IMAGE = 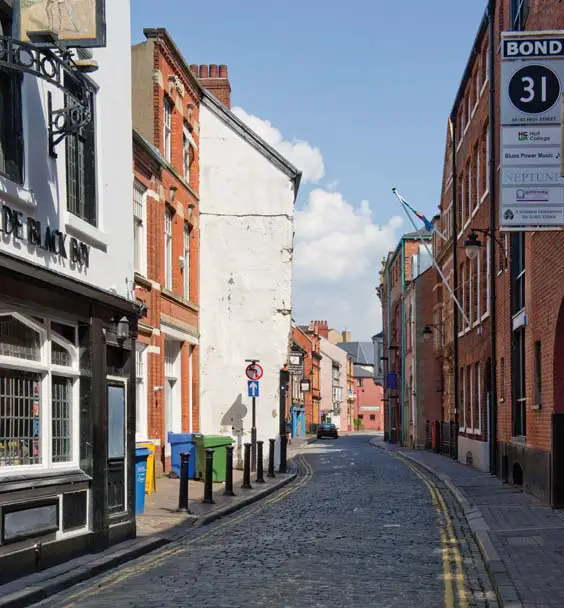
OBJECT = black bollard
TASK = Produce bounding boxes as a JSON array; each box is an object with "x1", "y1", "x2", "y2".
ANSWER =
[
  {"x1": 279, "y1": 432, "x2": 288, "y2": 474},
  {"x1": 256, "y1": 441, "x2": 265, "y2": 483},
  {"x1": 176, "y1": 452, "x2": 191, "y2": 513},
  {"x1": 242, "y1": 442, "x2": 252, "y2": 489},
  {"x1": 267, "y1": 438, "x2": 276, "y2": 478},
  {"x1": 224, "y1": 445, "x2": 236, "y2": 497},
  {"x1": 202, "y1": 448, "x2": 215, "y2": 504}
]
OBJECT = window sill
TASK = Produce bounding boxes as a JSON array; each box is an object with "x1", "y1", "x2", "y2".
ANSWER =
[
  {"x1": 0, "y1": 176, "x2": 37, "y2": 211},
  {"x1": 134, "y1": 272, "x2": 153, "y2": 289},
  {"x1": 161, "y1": 288, "x2": 200, "y2": 312},
  {"x1": 0, "y1": 468, "x2": 91, "y2": 493},
  {"x1": 65, "y1": 213, "x2": 108, "y2": 251}
]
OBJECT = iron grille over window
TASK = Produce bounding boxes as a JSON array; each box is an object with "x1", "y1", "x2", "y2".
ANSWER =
[
  {"x1": 0, "y1": 370, "x2": 41, "y2": 466},
  {"x1": 65, "y1": 77, "x2": 96, "y2": 226},
  {"x1": 52, "y1": 376, "x2": 72, "y2": 463}
]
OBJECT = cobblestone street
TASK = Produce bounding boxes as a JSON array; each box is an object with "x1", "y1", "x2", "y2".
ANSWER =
[{"x1": 34, "y1": 435, "x2": 497, "y2": 608}]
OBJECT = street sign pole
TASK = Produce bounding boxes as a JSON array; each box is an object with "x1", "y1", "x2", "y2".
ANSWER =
[
  {"x1": 245, "y1": 360, "x2": 263, "y2": 474},
  {"x1": 251, "y1": 396, "x2": 257, "y2": 473}
]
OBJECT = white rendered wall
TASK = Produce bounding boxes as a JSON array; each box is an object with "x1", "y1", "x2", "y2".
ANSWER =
[
  {"x1": 320, "y1": 337, "x2": 348, "y2": 429},
  {"x1": 199, "y1": 103, "x2": 295, "y2": 467},
  {"x1": 0, "y1": 1, "x2": 134, "y2": 301}
]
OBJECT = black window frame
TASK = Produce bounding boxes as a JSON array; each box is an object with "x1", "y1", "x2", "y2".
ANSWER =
[
  {"x1": 510, "y1": 0, "x2": 529, "y2": 31},
  {"x1": 511, "y1": 325, "x2": 526, "y2": 437},
  {"x1": 510, "y1": 232, "x2": 525, "y2": 316},
  {"x1": 65, "y1": 76, "x2": 97, "y2": 227},
  {"x1": 0, "y1": 8, "x2": 24, "y2": 184}
]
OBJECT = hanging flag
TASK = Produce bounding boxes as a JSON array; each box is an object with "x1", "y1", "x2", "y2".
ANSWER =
[{"x1": 392, "y1": 189, "x2": 447, "y2": 241}]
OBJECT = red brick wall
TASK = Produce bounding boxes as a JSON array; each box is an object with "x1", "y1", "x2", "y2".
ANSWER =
[
  {"x1": 190, "y1": 64, "x2": 232, "y2": 108},
  {"x1": 132, "y1": 30, "x2": 202, "y2": 471},
  {"x1": 356, "y1": 379, "x2": 384, "y2": 431},
  {"x1": 291, "y1": 326, "x2": 315, "y2": 430}
]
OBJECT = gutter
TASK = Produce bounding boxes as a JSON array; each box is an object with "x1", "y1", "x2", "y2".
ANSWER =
[
  {"x1": 401, "y1": 239, "x2": 406, "y2": 446},
  {"x1": 487, "y1": 0, "x2": 498, "y2": 476}
]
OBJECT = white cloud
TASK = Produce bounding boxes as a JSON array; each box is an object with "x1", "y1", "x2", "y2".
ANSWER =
[
  {"x1": 232, "y1": 106, "x2": 325, "y2": 183},
  {"x1": 294, "y1": 189, "x2": 403, "y2": 282}
]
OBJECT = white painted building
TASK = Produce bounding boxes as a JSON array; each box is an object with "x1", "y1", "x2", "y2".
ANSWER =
[
  {"x1": 199, "y1": 91, "x2": 301, "y2": 467},
  {"x1": 320, "y1": 337, "x2": 347, "y2": 429},
  {"x1": 0, "y1": 0, "x2": 139, "y2": 581}
]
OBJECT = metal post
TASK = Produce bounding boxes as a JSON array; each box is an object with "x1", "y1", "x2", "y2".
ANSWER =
[
  {"x1": 279, "y1": 369, "x2": 289, "y2": 473},
  {"x1": 202, "y1": 448, "x2": 215, "y2": 504},
  {"x1": 267, "y1": 438, "x2": 276, "y2": 478},
  {"x1": 176, "y1": 452, "x2": 191, "y2": 513},
  {"x1": 224, "y1": 445, "x2": 236, "y2": 497},
  {"x1": 256, "y1": 440, "x2": 265, "y2": 483},
  {"x1": 242, "y1": 442, "x2": 252, "y2": 489},
  {"x1": 251, "y1": 396, "x2": 257, "y2": 472}
]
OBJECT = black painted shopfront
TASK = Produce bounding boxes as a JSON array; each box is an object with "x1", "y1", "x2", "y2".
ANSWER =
[{"x1": 0, "y1": 252, "x2": 139, "y2": 584}]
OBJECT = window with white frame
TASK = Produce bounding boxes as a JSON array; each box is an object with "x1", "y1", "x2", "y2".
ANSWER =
[
  {"x1": 183, "y1": 222, "x2": 190, "y2": 299},
  {"x1": 485, "y1": 125, "x2": 490, "y2": 193},
  {"x1": 476, "y1": 247, "x2": 482, "y2": 321},
  {"x1": 476, "y1": 362, "x2": 482, "y2": 432},
  {"x1": 469, "y1": 365, "x2": 474, "y2": 431},
  {"x1": 135, "y1": 344, "x2": 147, "y2": 441},
  {"x1": 183, "y1": 123, "x2": 192, "y2": 183},
  {"x1": 461, "y1": 366, "x2": 466, "y2": 430},
  {"x1": 0, "y1": 313, "x2": 79, "y2": 472},
  {"x1": 511, "y1": 0, "x2": 529, "y2": 31},
  {"x1": 163, "y1": 96, "x2": 172, "y2": 162},
  {"x1": 164, "y1": 207, "x2": 173, "y2": 290},
  {"x1": 133, "y1": 181, "x2": 146, "y2": 275},
  {"x1": 476, "y1": 145, "x2": 481, "y2": 206},
  {"x1": 486, "y1": 236, "x2": 491, "y2": 314}
]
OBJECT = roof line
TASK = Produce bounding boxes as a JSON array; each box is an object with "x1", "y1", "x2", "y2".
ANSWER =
[
  {"x1": 143, "y1": 28, "x2": 202, "y2": 96},
  {"x1": 201, "y1": 90, "x2": 302, "y2": 198},
  {"x1": 449, "y1": 6, "x2": 489, "y2": 120}
]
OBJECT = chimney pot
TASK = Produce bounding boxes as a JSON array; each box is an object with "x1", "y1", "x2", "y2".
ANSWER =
[
  {"x1": 209, "y1": 64, "x2": 218, "y2": 77},
  {"x1": 219, "y1": 65, "x2": 228, "y2": 78},
  {"x1": 190, "y1": 64, "x2": 198, "y2": 75},
  {"x1": 199, "y1": 65, "x2": 209, "y2": 78}
]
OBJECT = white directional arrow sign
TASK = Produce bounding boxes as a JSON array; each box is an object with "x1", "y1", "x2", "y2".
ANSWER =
[{"x1": 247, "y1": 381, "x2": 260, "y2": 398}]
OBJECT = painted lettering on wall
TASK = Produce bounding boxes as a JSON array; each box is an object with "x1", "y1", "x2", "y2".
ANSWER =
[{"x1": 0, "y1": 204, "x2": 90, "y2": 268}]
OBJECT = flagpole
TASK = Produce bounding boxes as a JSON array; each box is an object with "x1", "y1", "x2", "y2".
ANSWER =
[{"x1": 392, "y1": 188, "x2": 470, "y2": 328}]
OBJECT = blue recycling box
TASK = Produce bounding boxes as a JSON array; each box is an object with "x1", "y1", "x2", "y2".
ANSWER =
[
  {"x1": 134, "y1": 447, "x2": 151, "y2": 515},
  {"x1": 168, "y1": 432, "x2": 201, "y2": 479}
]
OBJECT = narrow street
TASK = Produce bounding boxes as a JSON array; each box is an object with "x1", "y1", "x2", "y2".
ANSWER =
[{"x1": 35, "y1": 436, "x2": 497, "y2": 608}]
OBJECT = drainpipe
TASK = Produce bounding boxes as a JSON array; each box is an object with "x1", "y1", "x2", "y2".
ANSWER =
[
  {"x1": 386, "y1": 264, "x2": 392, "y2": 441},
  {"x1": 487, "y1": 0, "x2": 498, "y2": 476},
  {"x1": 452, "y1": 114, "x2": 459, "y2": 460},
  {"x1": 401, "y1": 239, "x2": 406, "y2": 446}
]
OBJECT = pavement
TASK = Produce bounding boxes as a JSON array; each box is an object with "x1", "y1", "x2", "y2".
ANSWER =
[
  {"x1": 0, "y1": 447, "x2": 304, "y2": 608},
  {"x1": 373, "y1": 437, "x2": 564, "y2": 608},
  {"x1": 28, "y1": 434, "x2": 497, "y2": 607}
]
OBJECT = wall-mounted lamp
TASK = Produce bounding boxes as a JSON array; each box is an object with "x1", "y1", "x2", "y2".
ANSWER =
[
  {"x1": 116, "y1": 316, "x2": 129, "y2": 341},
  {"x1": 169, "y1": 185, "x2": 178, "y2": 204}
]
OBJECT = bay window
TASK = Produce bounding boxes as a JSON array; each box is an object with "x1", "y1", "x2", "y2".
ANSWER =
[{"x1": 0, "y1": 312, "x2": 79, "y2": 472}]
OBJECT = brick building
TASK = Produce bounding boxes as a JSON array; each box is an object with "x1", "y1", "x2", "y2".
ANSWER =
[
  {"x1": 432, "y1": 10, "x2": 494, "y2": 471},
  {"x1": 380, "y1": 230, "x2": 432, "y2": 444},
  {"x1": 300, "y1": 322, "x2": 323, "y2": 432},
  {"x1": 288, "y1": 324, "x2": 314, "y2": 438},
  {"x1": 131, "y1": 29, "x2": 200, "y2": 473}
]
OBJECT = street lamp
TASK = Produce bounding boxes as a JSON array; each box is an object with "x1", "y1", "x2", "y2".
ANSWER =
[
  {"x1": 422, "y1": 323, "x2": 445, "y2": 345},
  {"x1": 463, "y1": 227, "x2": 507, "y2": 262},
  {"x1": 463, "y1": 230, "x2": 481, "y2": 260}
]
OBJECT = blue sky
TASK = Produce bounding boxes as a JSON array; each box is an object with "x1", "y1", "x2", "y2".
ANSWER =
[{"x1": 131, "y1": 0, "x2": 487, "y2": 340}]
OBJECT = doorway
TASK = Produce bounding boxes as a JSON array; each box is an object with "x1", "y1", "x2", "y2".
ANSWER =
[{"x1": 164, "y1": 339, "x2": 181, "y2": 459}]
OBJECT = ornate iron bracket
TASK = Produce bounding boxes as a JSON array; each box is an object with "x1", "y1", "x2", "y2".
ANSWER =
[{"x1": 0, "y1": 35, "x2": 93, "y2": 157}]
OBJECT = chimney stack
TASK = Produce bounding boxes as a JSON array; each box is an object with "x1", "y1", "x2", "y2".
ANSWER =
[
  {"x1": 191, "y1": 64, "x2": 232, "y2": 109},
  {"x1": 342, "y1": 330, "x2": 352, "y2": 342}
]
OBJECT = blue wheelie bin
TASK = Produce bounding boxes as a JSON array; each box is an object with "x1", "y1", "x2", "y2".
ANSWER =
[
  {"x1": 134, "y1": 447, "x2": 151, "y2": 515},
  {"x1": 168, "y1": 432, "x2": 201, "y2": 479}
]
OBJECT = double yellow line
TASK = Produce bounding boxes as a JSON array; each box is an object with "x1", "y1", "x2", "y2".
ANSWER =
[
  {"x1": 61, "y1": 455, "x2": 314, "y2": 607},
  {"x1": 395, "y1": 453, "x2": 468, "y2": 608}
]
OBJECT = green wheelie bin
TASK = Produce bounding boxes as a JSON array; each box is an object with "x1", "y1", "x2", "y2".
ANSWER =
[{"x1": 194, "y1": 435, "x2": 234, "y2": 482}]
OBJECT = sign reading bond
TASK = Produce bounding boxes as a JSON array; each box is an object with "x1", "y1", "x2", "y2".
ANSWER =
[
  {"x1": 500, "y1": 32, "x2": 564, "y2": 230},
  {"x1": 14, "y1": 0, "x2": 107, "y2": 48}
]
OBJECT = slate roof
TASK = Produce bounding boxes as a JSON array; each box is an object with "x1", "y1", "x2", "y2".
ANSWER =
[
  {"x1": 354, "y1": 365, "x2": 373, "y2": 378},
  {"x1": 336, "y1": 341, "x2": 374, "y2": 366}
]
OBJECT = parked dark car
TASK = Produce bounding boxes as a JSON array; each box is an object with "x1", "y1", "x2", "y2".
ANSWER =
[{"x1": 317, "y1": 423, "x2": 338, "y2": 439}]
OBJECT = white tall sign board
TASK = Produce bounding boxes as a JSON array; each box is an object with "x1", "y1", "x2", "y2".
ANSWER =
[{"x1": 500, "y1": 32, "x2": 564, "y2": 230}]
